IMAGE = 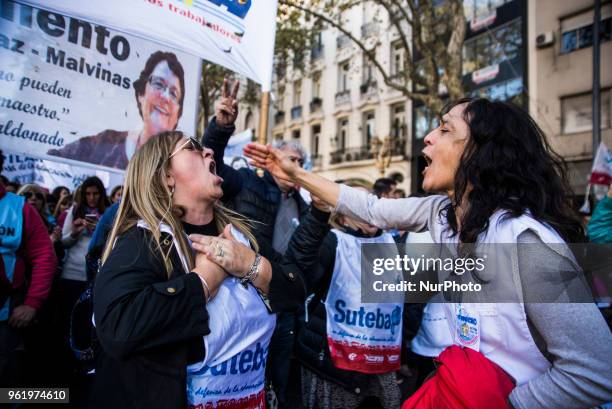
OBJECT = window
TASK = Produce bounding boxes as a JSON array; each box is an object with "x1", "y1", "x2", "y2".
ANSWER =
[
  {"x1": 561, "y1": 24, "x2": 606, "y2": 54},
  {"x1": 363, "y1": 53, "x2": 375, "y2": 84},
  {"x1": 561, "y1": 10, "x2": 612, "y2": 54},
  {"x1": 561, "y1": 90, "x2": 611, "y2": 134},
  {"x1": 391, "y1": 103, "x2": 406, "y2": 140},
  {"x1": 292, "y1": 129, "x2": 301, "y2": 139},
  {"x1": 470, "y1": 77, "x2": 524, "y2": 106},
  {"x1": 293, "y1": 80, "x2": 302, "y2": 106},
  {"x1": 464, "y1": 0, "x2": 512, "y2": 23},
  {"x1": 337, "y1": 117, "x2": 349, "y2": 149},
  {"x1": 362, "y1": 111, "x2": 375, "y2": 147},
  {"x1": 338, "y1": 60, "x2": 350, "y2": 92},
  {"x1": 390, "y1": 41, "x2": 405, "y2": 76},
  {"x1": 312, "y1": 124, "x2": 321, "y2": 156},
  {"x1": 312, "y1": 72, "x2": 321, "y2": 99},
  {"x1": 414, "y1": 105, "x2": 439, "y2": 140},
  {"x1": 462, "y1": 19, "x2": 521, "y2": 75}
]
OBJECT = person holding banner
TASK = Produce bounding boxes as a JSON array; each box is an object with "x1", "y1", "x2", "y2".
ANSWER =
[
  {"x1": 283, "y1": 182, "x2": 402, "y2": 409},
  {"x1": 92, "y1": 131, "x2": 292, "y2": 408},
  {"x1": 48, "y1": 51, "x2": 185, "y2": 170},
  {"x1": 245, "y1": 98, "x2": 612, "y2": 408}
]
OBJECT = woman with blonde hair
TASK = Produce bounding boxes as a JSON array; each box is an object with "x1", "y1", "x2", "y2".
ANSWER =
[{"x1": 92, "y1": 131, "x2": 282, "y2": 409}]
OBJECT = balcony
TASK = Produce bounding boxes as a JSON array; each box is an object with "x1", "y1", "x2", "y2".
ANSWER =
[
  {"x1": 390, "y1": 137, "x2": 407, "y2": 157},
  {"x1": 360, "y1": 81, "x2": 378, "y2": 99},
  {"x1": 334, "y1": 90, "x2": 351, "y2": 106},
  {"x1": 309, "y1": 97, "x2": 323, "y2": 113},
  {"x1": 329, "y1": 146, "x2": 374, "y2": 164},
  {"x1": 274, "y1": 110, "x2": 285, "y2": 125},
  {"x1": 361, "y1": 22, "x2": 379, "y2": 38},
  {"x1": 336, "y1": 34, "x2": 351, "y2": 50},
  {"x1": 290, "y1": 105, "x2": 303, "y2": 121},
  {"x1": 311, "y1": 45, "x2": 324, "y2": 61}
]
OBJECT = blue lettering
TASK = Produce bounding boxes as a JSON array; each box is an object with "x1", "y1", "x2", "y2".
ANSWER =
[
  {"x1": 365, "y1": 312, "x2": 375, "y2": 328},
  {"x1": 333, "y1": 299, "x2": 401, "y2": 334},
  {"x1": 206, "y1": 0, "x2": 252, "y2": 19},
  {"x1": 458, "y1": 315, "x2": 477, "y2": 325},
  {"x1": 196, "y1": 342, "x2": 269, "y2": 377},
  {"x1": 333, "y1": 299, "x2": 346, "y2": 323},
  {"x1": 210, "y1": 361, "x2": 227, "y2": 376},
  {"x1": 229, "y1": 354, "x2": 239, "y2": 375},
  {"x1": 239, "y1": 349, "x2": 252, "y2": 372}
]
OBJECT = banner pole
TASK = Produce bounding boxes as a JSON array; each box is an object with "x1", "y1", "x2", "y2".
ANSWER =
[{"x1": 257, "y1": 90, "x2": 270, "y2": 176}]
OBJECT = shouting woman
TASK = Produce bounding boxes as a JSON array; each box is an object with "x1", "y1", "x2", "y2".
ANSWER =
[{"x1": 245, "y1": 98, "x2": 612, "y2": 408}]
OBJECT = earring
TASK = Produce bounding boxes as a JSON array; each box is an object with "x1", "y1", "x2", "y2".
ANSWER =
[{"x1": 170, "y1": 185, "x2": 175, "y2": 197}]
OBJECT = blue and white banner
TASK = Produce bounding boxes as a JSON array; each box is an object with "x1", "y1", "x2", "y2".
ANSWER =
[
  {"x1": 1, "y1": 151, "x2": 124, "y2": 192},
  {"x1": 21, "y1": 0, "x2": 278, "y2": 91},
  {"x1": 0, "y1": 1, "x2": 200, "y2": 171}
]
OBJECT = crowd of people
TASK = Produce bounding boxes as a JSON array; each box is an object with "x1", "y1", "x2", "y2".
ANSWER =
[{"x1": 1, "y1": 80, "x2": 611, "y2": 409}]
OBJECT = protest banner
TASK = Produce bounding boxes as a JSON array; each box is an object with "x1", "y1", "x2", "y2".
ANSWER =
[
  {"x1": 0, "y1": 1, "x2": 200, "y2": 171},
  {"x1": 223, "y1": 128, "x2": 252, "y2": 169},
  {"x1": 20, "y1": 0, "x2": 278, "y2": 91},
  {"x1": 1, "y1": 151, "x2": 124, "y2": 192}
]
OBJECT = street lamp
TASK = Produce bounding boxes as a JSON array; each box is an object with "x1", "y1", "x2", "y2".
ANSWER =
[{"x1": 370, "y1": 136, "x2": 392, "y2": 176}]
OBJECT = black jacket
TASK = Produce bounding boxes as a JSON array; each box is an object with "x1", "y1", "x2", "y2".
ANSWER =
[
  {"x1": 203, "y1": 121, "x2": 309, "y2": 310},
  {"x1": 284, "y1": 207, "x2": 382, "y2": 392},
  {"x1": 92, "y1": 227, "x2": 209, "y2": 409}
]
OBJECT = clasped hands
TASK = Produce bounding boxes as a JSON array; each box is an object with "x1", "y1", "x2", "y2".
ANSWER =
[{"x1": 189, "y1": 224, "x2": 257, "y2": 293}]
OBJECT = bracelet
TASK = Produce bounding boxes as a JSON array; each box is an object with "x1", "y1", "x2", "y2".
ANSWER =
[
  {"x1": 196, "y1": 273, "x2": 212, "y2": 302},
  {"x1": 240, "y1": 254, "x2": 262, "y2": 288}
]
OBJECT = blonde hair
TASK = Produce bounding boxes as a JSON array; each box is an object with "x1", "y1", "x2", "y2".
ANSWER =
[
  {"x1": 53, "y1": 194, "x2": 73, "y2": 218},
  {"x1": 17, "y1": 183, "x2": 44, "y2": 196},
  {"x1": 101, "y1": 131, "x2": 258, "y2": 277}
]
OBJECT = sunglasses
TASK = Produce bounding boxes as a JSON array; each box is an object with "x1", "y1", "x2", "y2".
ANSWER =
[
  {"x1": 169, "y1": 137, "x2": 203, "y2": 159},
  {"x1": 23, "y1": 192, "x2": 45, "y2": 201}
]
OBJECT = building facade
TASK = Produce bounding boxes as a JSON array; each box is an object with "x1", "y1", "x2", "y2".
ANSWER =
[
  {"x1": 265, "y1": 2, "x2": 414, "y2": 190},
  {"x1": 527, "y1": 0, "x2": 612, "y2": 202},
  {"x1": 236, "y1": 0, "x2": 610, "y2": 198}
]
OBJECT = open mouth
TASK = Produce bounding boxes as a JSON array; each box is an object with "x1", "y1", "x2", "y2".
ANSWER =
[{"x1": 422, "y1": 152, "x2": 432, "y2": 174}]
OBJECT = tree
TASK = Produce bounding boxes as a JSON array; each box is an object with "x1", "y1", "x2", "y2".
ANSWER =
[
  {"x1": 197, "y1": 7, "x2": 311, "y2": 135},
  {"x1": 277, "y1": 0, "x2": 467, "y2": 116}
]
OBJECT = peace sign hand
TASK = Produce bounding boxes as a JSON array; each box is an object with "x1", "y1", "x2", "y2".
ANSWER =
[{"x1": 215, "y1": 78, "x2": 239, "y2": 127}]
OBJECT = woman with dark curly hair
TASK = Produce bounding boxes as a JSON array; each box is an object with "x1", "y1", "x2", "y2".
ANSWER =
[
  {"x1": 245, "y1": 98, "x2": 612, "y2": 409},
  {"x1": 48, "y1": 51, "x2": 185, "y2": 169}
]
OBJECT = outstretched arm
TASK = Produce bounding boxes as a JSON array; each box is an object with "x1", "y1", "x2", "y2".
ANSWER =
[{"x1": 244, "y1": 142, "x2": 444, "y2": 231}]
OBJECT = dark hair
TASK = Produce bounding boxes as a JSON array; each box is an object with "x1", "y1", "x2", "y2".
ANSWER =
[
  {"x1": 110, "y1": 184, "x2": 123, "y2": 196},
  {"x1": 133, "y1": 51, "x2": 185, "y2": 123},
  {"x1": 52, "y1": 186, "x2": 69, "y2": 199},
  {"x1": 73, "y1": 176, "x2": 108, "y2": 219},
  {"x1": 373, "y1": 177, "x2": 396, "y2": 198},
  {"x1": 442, "y1": 98, "x2": 584, "y2": 244}
]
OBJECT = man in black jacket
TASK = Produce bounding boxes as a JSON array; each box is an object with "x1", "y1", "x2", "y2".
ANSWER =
[{"x1": 204, "y1": 130, "x2": 309, "y2": 407}]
